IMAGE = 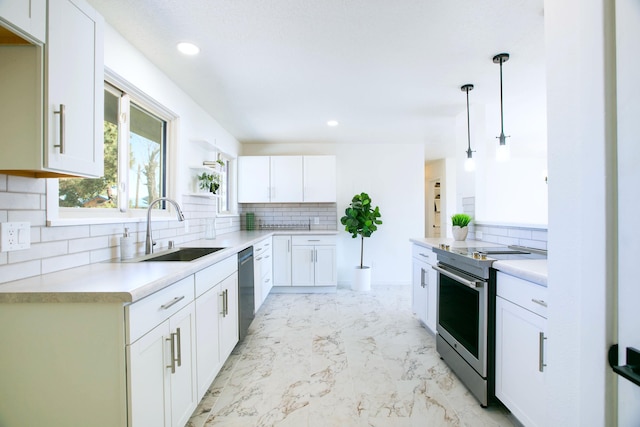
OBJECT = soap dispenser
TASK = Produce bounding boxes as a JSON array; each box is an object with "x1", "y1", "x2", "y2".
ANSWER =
[{"x1": 120, "y1": 227, "x2": 135, "y2": 260}]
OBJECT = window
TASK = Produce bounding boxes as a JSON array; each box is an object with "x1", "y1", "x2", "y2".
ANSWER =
[{"x1": 58, "y1": 80, "x2": 174, "y2": 217}]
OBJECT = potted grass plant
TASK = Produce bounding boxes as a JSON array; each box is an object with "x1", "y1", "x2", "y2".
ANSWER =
[
  {"x1": 451, "y1": 213, "x2": 472, "y2": 241},
  {"x1": 340, "y1": 192, "x2": 382, "y2": 291}
]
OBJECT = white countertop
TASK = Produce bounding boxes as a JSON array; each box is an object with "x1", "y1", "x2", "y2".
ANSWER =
[
  {"x1": 493, "y1": 259, "x2": 548, "y2": 286},
  {"x1": 410, "y1": 237, "x2": 548, "y2": 285},
  {"x1": 0, "y1": 230, "x2": 338, "y2": 304}
]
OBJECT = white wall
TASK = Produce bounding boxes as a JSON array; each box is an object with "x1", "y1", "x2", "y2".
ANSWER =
[
  {"x1": 242, "y1": 142, "x2": 425, "y2": 286},
  {"x1": 545, "y1": 0, "x2": 613, "y2": 425},
  {"x1": 102, "y1": 25, "x2": 241, "y2": 196}
]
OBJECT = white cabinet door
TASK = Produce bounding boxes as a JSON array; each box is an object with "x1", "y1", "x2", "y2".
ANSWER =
[
  {"x1": 195, "y1": 285, "x2": 222, "y2": 401},
  {"x1": 495, "y1": 296, "x2": 547, "y2": 427},
  {"x1": 46, "y1": 0, "x2": 103, "y2": 177},
  {"x1": 168, "y1": 303, "x2": 198, "y2": 427},
  {"x1": 272, "y1": 236, "x2": 292, "y2": 286},
  {"x1": 303, "y1": 155, "x2": 336, "y2": 202},
  {"x1": 219, "y1": 272, "x2": 239, "y2": 362},
  {"x1": 426, "y1": 267, "x2": 438, "y2": 333},
  {"x1": 315, "y1": 245, "x2": 337, "y2": 286},
  {"x1": 128, "y1": 320, "x2": 171, "y2": 427},
  {"x1": 238, "y1": 156, "x2": 270, "y2": 202},
  {"x1": 270, "y1": 156, "x2": 303, "y2": 202},
  {"x1": 411, "y1": 258, "x2": 428, "y2": 326},
  {"x1": 292, "y1": 245, "x2": 315, "y2": 286},
  {"x1": 0, "y1": 0, "x2": 46, "y2": 42}
]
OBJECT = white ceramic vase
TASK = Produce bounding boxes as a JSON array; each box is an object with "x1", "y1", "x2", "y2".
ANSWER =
[
  {"x1": 352, "y1": 266, "x2": 371, "y2": 291},
  {"x1": 452, "y1": 225, "x2": 469, "y2": 241}
]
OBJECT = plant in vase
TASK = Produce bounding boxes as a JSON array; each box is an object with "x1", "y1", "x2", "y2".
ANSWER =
[
  {"x1": 451, "y1": 213, "x2": 472, "y2": 241},
  {"x1": 340, "y1": 192, "x2": 382, "y2": 291},
  {"x1": 197, "y1": 172, "x2": 221, "y2": 194}
]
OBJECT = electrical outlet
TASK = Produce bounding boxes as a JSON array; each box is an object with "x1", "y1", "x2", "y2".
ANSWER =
[
  {"x1": 314, "y1": 217, "x2": 320, "y2": 225},
  {"x1": 183, "y1": 219, "x2": 190, "y2": 233},
  {"x1": 476, "y1": 231, "x2": 483, "y2": 240},
  {"x1": 0, "y1": 222, "x2": 31, "y2": 252}
]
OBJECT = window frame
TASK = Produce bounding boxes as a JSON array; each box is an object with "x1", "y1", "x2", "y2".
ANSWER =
[{"x1": 46, "y1": 69, "x2": 179, "y2": 225}]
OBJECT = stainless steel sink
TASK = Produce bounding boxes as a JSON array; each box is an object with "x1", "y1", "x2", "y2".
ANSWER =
[{"x1": 142, "y1": 247, "x2": 225, "y2": 262}]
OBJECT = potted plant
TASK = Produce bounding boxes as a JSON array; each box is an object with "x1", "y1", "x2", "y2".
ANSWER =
[
  {"x1": 340, "y1": 192, "x2": 382, "y2": 291},
  {"x1": 197, "y1": 172, "x2": 221, "y2": 194},
  {"x1": 451, "y1": 213, "x2": 472, "y2": 241}
]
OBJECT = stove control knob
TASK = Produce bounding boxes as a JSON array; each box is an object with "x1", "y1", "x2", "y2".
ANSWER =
[
  {"x1": 472, "y1": 251, "x2": 480, "y2": 259},
  {"x1": 481, "y1": 254, "x2": 488, "y2": 260}
]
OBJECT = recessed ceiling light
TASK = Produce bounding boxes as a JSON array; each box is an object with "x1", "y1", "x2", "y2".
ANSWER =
[
  {"x1": 177, "y1": 42, "x2": 200, "y2": 55},
  {"x1": 327, "y1": 120, "x2": 339, "y2": 127}
]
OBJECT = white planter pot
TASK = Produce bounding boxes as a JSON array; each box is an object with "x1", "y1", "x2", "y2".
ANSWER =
[
  {"x1": 452, "y1": 225, "x2": 469, "y2": 241},
  {"x1": 352, "y1": 266, "x2": 371, "y2": 291}
]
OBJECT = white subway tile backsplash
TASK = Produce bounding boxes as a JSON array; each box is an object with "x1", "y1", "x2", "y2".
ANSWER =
[
  {"x1": 42, "y1": 252, "x2": 91, "y2": 275},
  {"x1": 239, "y1": 202, "x2": 337, "y2": 230},
  {"x1": 7, "y1": 209, "x2": 46, "y2": 226},
  {"x1": 7, "y1": 175, "x2": 46, "y2": 193},
  {"x1": 7, "y1": 241, "x2": 69, "y2": 263},
  {"x1": 0, "y1": 260, "x2": 42, "y2": 283},
  {"x1": 0, "y1": 193, "x2": 41, "y2": 210},
  {"x1": 0, "y1": 179, "x2": 240, "y2": 285},
  {"x1": 68, "y1": 236, "x2": 110, "y2": 254}
]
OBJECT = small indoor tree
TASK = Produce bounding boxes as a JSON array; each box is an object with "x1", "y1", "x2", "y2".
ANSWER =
[{"x1": 340, "y1": 192, "x2": 383, "y2": 269}]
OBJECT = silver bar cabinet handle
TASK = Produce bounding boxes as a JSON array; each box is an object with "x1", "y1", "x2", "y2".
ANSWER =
[
  {"x1": 160, "y1": 295, "x2": 185, "y2": 310},
  {"x1": 532, "y1": 298, "x2": 548, "y2": 307},
  {"x1": 166, "y1": 333, "x2": 176, "y2": 374},
  {"x1": 54, "y1": 104, "x2": 65, "y2": 154},
  {"x1": 175, "y1": 327, "x2": 182, "y2": 367},
  {"x1": 539, "y1": 332, "x2": 547, "y2": 372}
]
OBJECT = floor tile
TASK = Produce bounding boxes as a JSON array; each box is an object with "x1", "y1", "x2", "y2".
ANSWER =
[{"x1": 190, "y1": 285, "x2": 515, "y2": 427}]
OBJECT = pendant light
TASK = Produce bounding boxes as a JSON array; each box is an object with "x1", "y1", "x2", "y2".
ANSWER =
[
  {"x1": 461, "y1": 84, "x2": 475, "y2": 172},
  {"x1": 493, "y1": 53, "x2": 510, "y2": 161}
]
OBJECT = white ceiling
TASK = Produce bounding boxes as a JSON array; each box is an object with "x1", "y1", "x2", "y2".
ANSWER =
[{"x1": 86, "y1": 0, "x2": 546, "y2": 159}]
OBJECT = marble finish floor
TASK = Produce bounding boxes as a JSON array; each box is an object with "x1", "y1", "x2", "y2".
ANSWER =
[{"x1": 187, "y1": 286, "x2": 516, "y2": 427}]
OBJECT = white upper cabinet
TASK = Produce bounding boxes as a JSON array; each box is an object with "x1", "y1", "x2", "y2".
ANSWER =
[
  {"x1": 270, "y1": 156, "x2": 303, "y2": 202},
  {"x1": 0, "y1": 0, "x2": 46, "y2": 43},
  {"x1": 238, "y1": 156, "x2": 270, "y2": 202},
  {"x1": 0, "y1": 0, "x2": 104, "y2": 178},
  {"x1": 45, "y1": 0, "x2": 104, "y2": 177},
  {"x1": 303, "y1": 155, "x2": 336, "y2": 202},
  {"x1": 238, "y1": 155, "x2": 336, "y2": 203}
]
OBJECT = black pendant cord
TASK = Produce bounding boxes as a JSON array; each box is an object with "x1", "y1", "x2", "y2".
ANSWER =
[
  {"x1": 461, "y1": 84, "x2": 474, "y2": 158},
  {"x1": 493, "y1": 53, "x2": 510, "y2": 145}
]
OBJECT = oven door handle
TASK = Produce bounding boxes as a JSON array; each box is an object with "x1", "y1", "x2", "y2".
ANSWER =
[{"x1": 432, "y1": 264, "x2": 482, "y2": 288}]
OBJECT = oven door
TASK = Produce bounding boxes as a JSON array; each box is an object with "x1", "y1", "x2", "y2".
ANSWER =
[{"x1": 434, "y1": 263, "x2": 488, "y2": 377}]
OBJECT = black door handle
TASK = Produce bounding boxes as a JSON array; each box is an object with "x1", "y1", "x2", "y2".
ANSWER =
[{"x1": 608, "y1": 344, "x2": 640, "y2": 387}]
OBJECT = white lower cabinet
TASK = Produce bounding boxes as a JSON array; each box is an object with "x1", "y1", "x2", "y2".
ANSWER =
[
  {"x1": 272, "y1": 235, "x2": 292, "y2": 286},
  {"x1": 126, "y1": 276, "x2": 197, "y2": 427},
  {"x1": 411, "y1": 244, "x2": 437, "y2": 333},
  {"x1": 495, "y1": 271, "x2": 548, "y2": 427},
  {"x1": 274, "y1": 235, "x2": 337, "y2": 288},
  {"x1": 253, "y1": 237, "x2": 273, "y2": 310},
  {"x1": 194, "y1": 255, "x2": 238, "y2": 401}
]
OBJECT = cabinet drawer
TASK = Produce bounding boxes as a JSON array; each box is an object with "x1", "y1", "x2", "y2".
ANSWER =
[
  {"x1": 291, "y1": 235, "x2": 336, "y2": 245},
  {"x1": 126, "y1": 276, "x2": 195, "y2": 344},
  {"x1": 412, "y1": 244, "x2": 436, "y2": 265},
  {"x1": 195, "y1": 255, "x2": 237, "y2": 297},
  {"x1": 496, "y1": 271, "x2": 548, "y2": 318},
  {"x1": 253, "y1": 237, "x2": 271, "y2": 253}
]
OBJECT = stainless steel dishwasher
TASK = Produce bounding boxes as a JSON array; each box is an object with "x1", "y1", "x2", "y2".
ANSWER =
[{"x1": 237, "y1": 246, "x2": 254, "y2": 341}]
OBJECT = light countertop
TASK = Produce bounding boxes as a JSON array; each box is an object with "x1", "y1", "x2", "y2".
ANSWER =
[
  {"x1": 0, "y1": 230, "x2": 338, "y2": 304},
  {"x1": 410, "y1": 237, "x2": 548, "y2": 285}
]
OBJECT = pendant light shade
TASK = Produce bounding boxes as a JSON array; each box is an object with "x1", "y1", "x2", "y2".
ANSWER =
[
  {"x1": 461, "y1": 84, "x2": 475, "y2": 172},
  {"x1": 493, "y1": 53, "x2": 510, "y2": 161}
]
